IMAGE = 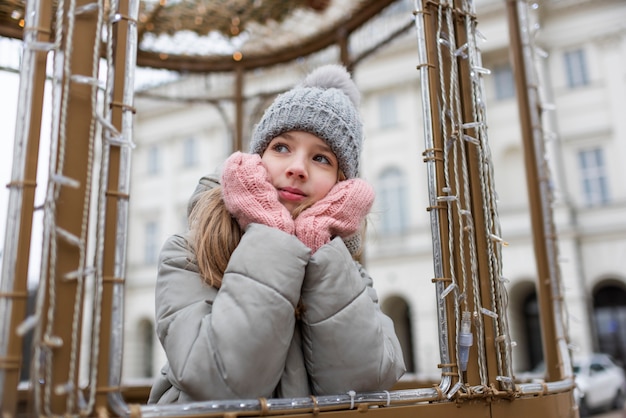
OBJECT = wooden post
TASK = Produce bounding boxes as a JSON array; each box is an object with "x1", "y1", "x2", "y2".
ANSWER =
[
  {"x1": 0, "y1": 0, "x2": 53, "y2": 414},
  {"x1": 35, "y1": 0, "x2": 99, "y2": 413},
  {"x1": 506, "y1": 0, "x2": 566, "y2": 382}
]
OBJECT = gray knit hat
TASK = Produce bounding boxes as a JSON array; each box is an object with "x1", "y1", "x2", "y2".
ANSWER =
[{"x1": 249, "y1": 64, "x2": 363, "y2": 179}]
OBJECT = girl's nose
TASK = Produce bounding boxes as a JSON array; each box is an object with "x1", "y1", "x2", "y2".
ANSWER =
[{"x1": 286, "y1": 157, "x2": 308, "y2": 180}]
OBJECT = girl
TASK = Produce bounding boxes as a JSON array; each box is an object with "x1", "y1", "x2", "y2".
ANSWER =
[{"x1": 148, "y1": 65, "x2": 406, "y2": 404}]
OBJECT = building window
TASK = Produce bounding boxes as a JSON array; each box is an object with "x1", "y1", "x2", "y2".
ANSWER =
[
  {"x1": 381, "y1": 296, "x2": 416, "y2": 373},
  {"x1": 183, "y1": 137, "x2": 197, "y2": 167},
  {"x1": 139, "y1": 319, "x2": 154, "y2": 378},
  {"x1": 593, "y1": 284, "x2": 626, "y2": 368},
  {"x1": 578, "y1": 148, "x2": 610, "y2": 206},
  {"x1": 564, "y1": 49, "x2": 589, "y2": 88},
  {"x1": 378, "y1": 167, "x2": 408, "y2": 235},
  {"x1": 493, "y1": 64, "x2": 515, "y2": 100},
  {"x1": 378, "y1": 93, "x2": 398, "y2": 129},
  {"x1": 147, "y1": 145, "x2": 160, "y2": 175},
  {"x1": 523, "y1": 292, "x2": 543, "y2": 370},
  {"x1": 144, "y1": 221, "x2": 159, "y2": 264}
]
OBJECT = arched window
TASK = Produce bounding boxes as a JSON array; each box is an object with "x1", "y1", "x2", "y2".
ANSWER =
[
  {"x1": 377, "y1": 167, "x2": 408, "y2": 235},
  {"x1": 139, "y1": 319, "x2": 155, "y2": 378},
  {"x1": 381, "y1": 296, "x2": 415, "y2": 373},
  {"x1": 523, "y1": 292, "x2": 543, "y2": 370},
  {"x1": 593, "y1": 282, "x2": 626, "y2": 367}
]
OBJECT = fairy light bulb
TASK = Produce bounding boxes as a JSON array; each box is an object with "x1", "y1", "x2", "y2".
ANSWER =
[{"x1": 459, "y1": 311, "x2": 473, "y2": 372}]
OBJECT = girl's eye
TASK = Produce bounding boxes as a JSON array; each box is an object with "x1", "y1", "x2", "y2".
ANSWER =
[
  {"x1": 314, "y1": 154, "x2": 332, "y2": 165},
  {"x1": 272, "y1": 143, "x2": 289, "y2": 153}
]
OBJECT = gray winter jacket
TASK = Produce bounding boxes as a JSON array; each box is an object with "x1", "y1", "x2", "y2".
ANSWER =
[{"x1": 148, "y1": 175, "x2": 405, "y2": 404}]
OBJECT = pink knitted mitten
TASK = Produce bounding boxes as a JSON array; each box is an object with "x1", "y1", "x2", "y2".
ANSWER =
[
  {"x1": 221, "y1": 152, "x2": 295, "y2": 234},
  {"x1": 295, "y1": 179, "x2": 374, "y2": 253}
]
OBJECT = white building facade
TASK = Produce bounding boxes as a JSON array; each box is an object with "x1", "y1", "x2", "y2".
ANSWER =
[{"x1": 123, "y1": 0, "x2": 626, "y2": 384}]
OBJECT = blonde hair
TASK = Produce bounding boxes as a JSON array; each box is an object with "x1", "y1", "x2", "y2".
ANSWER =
[
  {"x1": 189, "y1": 187, "x2": 242, "y2": 289},
  {"x1": 188, "y1": 170, "x2": 364, "y2": 289}
]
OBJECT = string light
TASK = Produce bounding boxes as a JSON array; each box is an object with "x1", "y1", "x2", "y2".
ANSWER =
[{"x1": 459, "y1": 311, "x2": 473, "y2": 371}]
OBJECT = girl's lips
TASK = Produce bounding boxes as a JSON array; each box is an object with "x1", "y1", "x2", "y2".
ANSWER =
[{"x1": 278, "y1": 187, "x2": 306, "y2": 202}]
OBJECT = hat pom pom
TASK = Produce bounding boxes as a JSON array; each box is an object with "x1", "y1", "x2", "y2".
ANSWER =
[{"x1": 302, "y1": 64, "x2": 360, "y2": 107}]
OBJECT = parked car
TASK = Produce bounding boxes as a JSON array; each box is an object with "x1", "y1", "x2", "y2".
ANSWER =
[{"x1": 574, "y1": 353, "x2": 626, "y2": 417}]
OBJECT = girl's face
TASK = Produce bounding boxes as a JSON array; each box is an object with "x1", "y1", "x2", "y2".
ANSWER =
[{"x1": 261, "y1": 131, "x2": 339, "y2": 215}]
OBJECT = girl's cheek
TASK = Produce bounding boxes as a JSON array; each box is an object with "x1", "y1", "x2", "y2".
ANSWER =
[{"x1": 263, "y1": 164, "x2": 275, "y2": 182}]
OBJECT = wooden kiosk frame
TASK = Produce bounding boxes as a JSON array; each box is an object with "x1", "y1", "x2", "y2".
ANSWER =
[{"x1": 0, "y1": 0, "x2": 578, "y2": 416}]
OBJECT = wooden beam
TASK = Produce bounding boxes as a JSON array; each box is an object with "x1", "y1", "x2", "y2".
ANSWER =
[{"x1": 135, "y1": 0, "x2": 399, "y2": 73}]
